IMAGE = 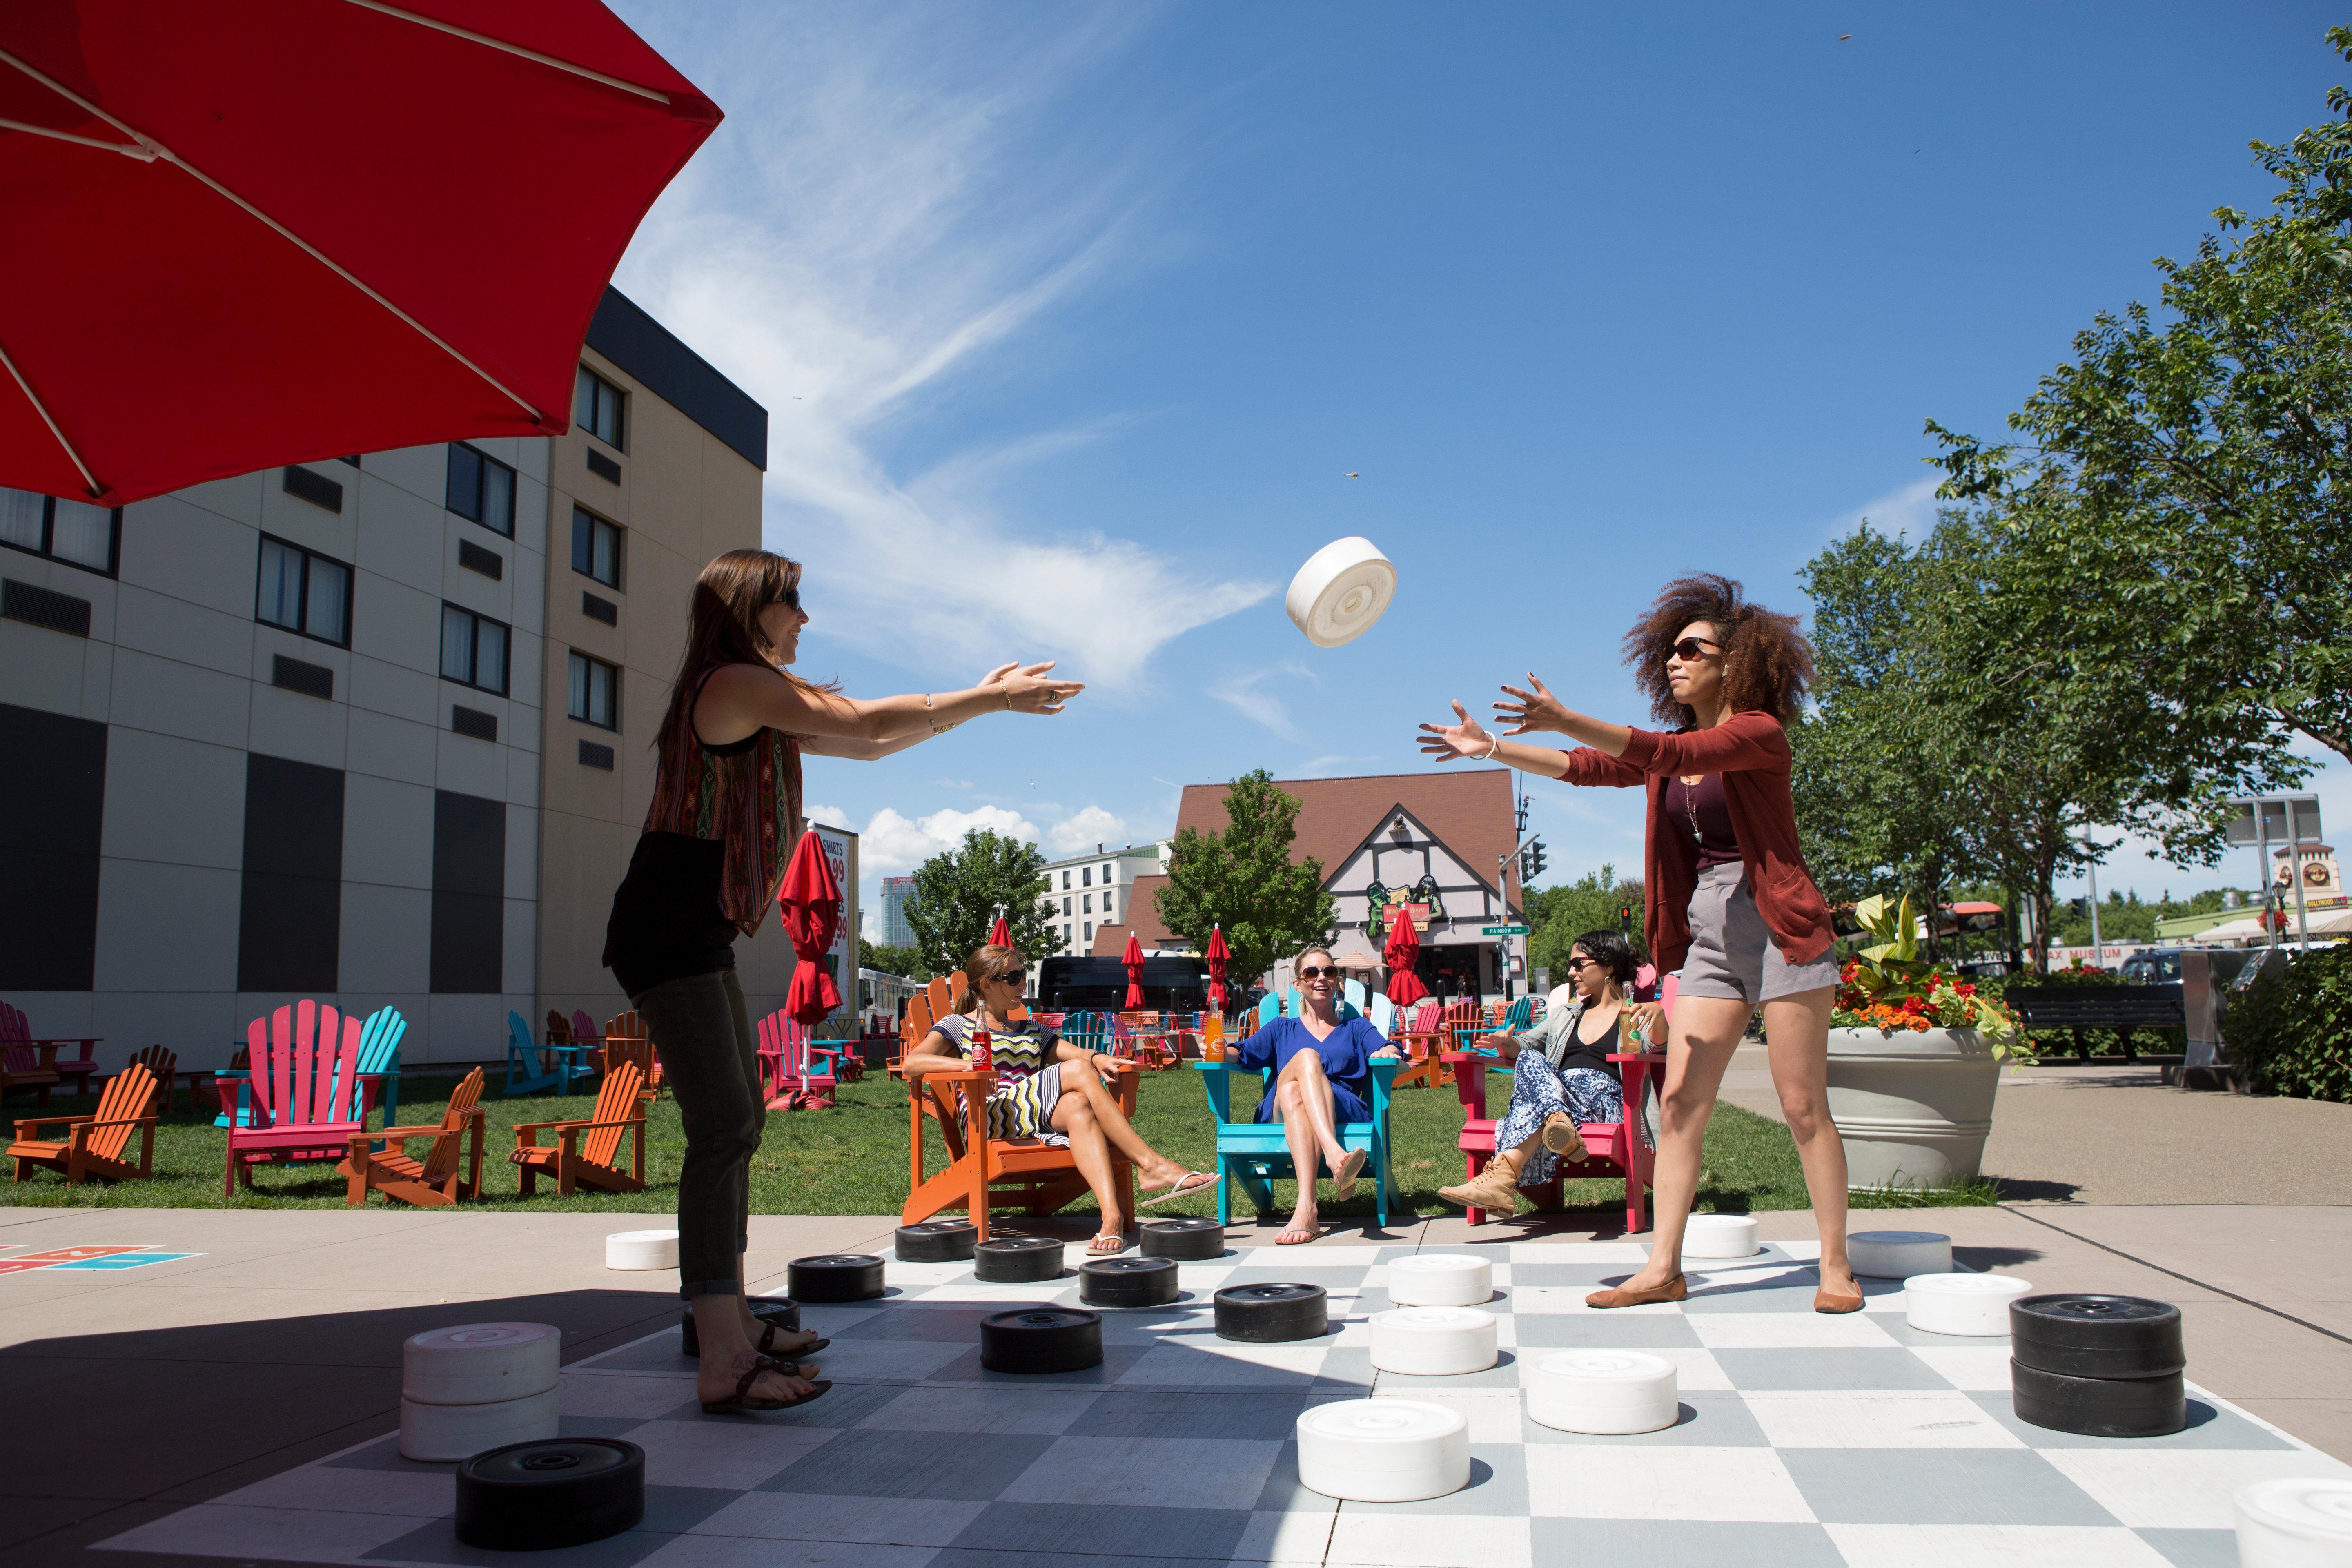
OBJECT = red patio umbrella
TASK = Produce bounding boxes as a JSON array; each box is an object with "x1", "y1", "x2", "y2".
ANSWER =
[
  {"x1": 989, "y1": 914, "x2": 1013, "y2": 947},
  {"x1": 1205, "y1": 926, "x2": 1230, "y2": 1014},
  {"x1": 776, "y1": 832, "x2": 842, "y2": 1028},
  {"x1": 1383, "y1": 907, "x2": 1429, "y2": 1007},
  {"x1": 1121, "y1": 932, "x2": 1146, "y2": 1009},
  {"x1": 0, "y1": 0, "x2": 720, "y2": 506}
]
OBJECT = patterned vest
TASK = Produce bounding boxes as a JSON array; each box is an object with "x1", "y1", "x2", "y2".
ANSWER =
[{"x1": 644, "y1": 713, "x2": 803, "y2": 939}]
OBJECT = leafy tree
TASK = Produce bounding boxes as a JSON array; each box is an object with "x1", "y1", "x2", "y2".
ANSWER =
[
  {"x1": 1930, "y1": 28, "x2": 2352, "y2": 770},
  {"x1": 1526, "y1": 864, "x2": 1647, "y2": 984},
  {"x1": 903, "y1": 830, "x2": 1063, "y2": 975},
  {"x1": 857, "y1": 938, "x2": 929, "y2": 980},
  {"x1": 1154, "y1": 769, "x2": 1336, "y2": 989}
]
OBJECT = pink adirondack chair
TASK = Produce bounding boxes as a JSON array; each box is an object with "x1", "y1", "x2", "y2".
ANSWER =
[
  {"x1": 570, "y1": 1010, "x2": 600, "y2": 1046},
  {"x1": 755, "y1": 1009, "x2": 838, "y2": 1110},
  {"x1": 1445, "y1": 977, "x2": 1675, "y2": 1234},
  {"x1": 222, "y1": 1001, "x2": 365, "y2": 1196},
  {"x1": 0, "y1": 1001, "x2": 100, "y2": 1102}
]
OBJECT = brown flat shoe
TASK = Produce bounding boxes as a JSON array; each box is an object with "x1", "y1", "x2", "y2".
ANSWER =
[
  {"x1": 1813, "y1": 1287, "x2": 1866, "y2": 1314},
  {"x1": 1585, "y1": 1273, "x2": 1687, "y2": 1308}
]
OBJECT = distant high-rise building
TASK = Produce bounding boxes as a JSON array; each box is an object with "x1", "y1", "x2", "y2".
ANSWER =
[{"x1": 882, "y1": 875, "x2": 918, "y2": 947}]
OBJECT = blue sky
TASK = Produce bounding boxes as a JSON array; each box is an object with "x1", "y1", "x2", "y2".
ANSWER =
[{"x1": 609, "y1": 1, "x2": 2348, "y2": 931}]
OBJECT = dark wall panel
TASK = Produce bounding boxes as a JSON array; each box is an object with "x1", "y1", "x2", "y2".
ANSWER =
[
  {"x1": 0, "y1": 702, "x2": 106, "y2": 990},
  {"x1": 431, "y1": 790, "x2": 504, "y2": 994},
  {"x1": 237, "y1": 754, "x2": 345, "y2": 993}
]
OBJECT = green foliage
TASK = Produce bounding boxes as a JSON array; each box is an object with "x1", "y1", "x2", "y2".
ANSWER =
[
  {"x1": 857, "y1": 939, "x2": 929, "y2": 981},
  {"x1": 1838, "y1": 893, "x2": 2023, "y2": 1051},
  {"x1": 1526, "y1": 864, "x2": 1647, "y2": 985},
  {"x1": 1929, "y1": 27, "x2": 2352, "y2": 771},
  {"x1": 903, "y1": 830, "x2": 1062, "y2": 975},
  {"x1": 2047, "y1": 888, "x2": 2255, "y2": 947},
  {"x1": 2223, "y1": 947, "x2": 2352, "y2": 1102},
  {"x1": 1154, "y1": 769, "x2": 1337, "y2": 989}
]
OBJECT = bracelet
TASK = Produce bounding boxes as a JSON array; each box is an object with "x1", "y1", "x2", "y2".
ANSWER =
[
  {"x1": 1001, "y1": 683, "x2": 1013, "y2": 711},
  {"x1": 1482, "y1": 734, "x2": 1501, "y2": 760}
]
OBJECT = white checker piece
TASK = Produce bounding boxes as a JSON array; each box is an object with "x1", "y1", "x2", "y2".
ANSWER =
[{"x1": 91, "y1": 1237, "x2": 2352, "y2": 1567}]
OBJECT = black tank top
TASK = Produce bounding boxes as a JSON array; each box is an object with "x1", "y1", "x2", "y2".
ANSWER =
[{"x1": 601, "y1": 729, "x2": 761, "y2": 999}]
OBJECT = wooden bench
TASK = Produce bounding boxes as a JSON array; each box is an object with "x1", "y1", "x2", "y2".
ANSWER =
[{"x1": 2004, "y1": 983, "x2": 2184, "y2": 1063}]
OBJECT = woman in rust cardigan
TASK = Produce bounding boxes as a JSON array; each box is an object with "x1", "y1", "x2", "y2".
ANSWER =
[{"x1": 1417, "y1": 573, "x2": 1861, "y2": 1313}]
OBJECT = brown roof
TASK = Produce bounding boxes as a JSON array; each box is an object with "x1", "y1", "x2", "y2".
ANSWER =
[{"x1": 1174, "y1": 769, "x2": 1520, "y2": 910}]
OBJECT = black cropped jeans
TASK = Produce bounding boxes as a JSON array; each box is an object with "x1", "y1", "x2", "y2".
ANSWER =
[{"x1": 631, "y1": 968, "x2": 762, "y2": 1298}]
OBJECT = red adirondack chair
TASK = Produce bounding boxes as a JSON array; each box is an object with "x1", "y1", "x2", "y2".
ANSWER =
[
  {"x1": 10, "y1": 1062, "x2": 159, "y2": 1185},
  {"x1": 756, "y1": 1009, "x2": 841, "y2": 1110},
  {"x1": 221, "y1": 1001, "x2": 364, "y2": 1196},
  {"x1": 0, "y1": 1001, "x2": 100, "y2": 1103},
  {"x1": 118, "y1": 1045, "x2": 184, "y2": 1114}
]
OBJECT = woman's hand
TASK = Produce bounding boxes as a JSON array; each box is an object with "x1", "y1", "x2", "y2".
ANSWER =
[
  {"x1": 1477, "y1": 1030, "x2": 1517, "y2": 1059},
  {"x1": 1623, "y1": 1002, "x2": 1666, "y2": 1046},
  {"x1": 1494, "y1": 673, "x2": 1574, "y2": 736},
  {"x1": 1417, "y1": 700, "x2": 1495, "y2": 762},
  {"x1": 996, "y1": 661, "x2": 1085, "y2": 716}
]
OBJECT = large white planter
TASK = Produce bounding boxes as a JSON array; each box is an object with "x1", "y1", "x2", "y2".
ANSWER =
[{"x1": 1824, "y1": 1026, "x2": 1999, "y2": 1188}]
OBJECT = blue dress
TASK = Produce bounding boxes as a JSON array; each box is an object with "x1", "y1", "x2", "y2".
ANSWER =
[{"x1": 1233, "y1": 1016, "x2": 1381, "y2": 1125}]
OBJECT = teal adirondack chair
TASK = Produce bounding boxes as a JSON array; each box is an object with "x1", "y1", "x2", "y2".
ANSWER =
[
  {"x1": 504, "y1": 1011, "x2": 594, "y2": 1096},
  {"x1": 1370, "y1": 993, "x2": 1396, "y2": 1038},
  {"x1": 1344, "y1": 978, "x2": 1368, "y2": 1012},
  {"x1": 1499, "y1": 996, "x2": 1534, "y2": 1034},
  {"x1": 214, "y1": 1004, "x2": 403, "y2": 1132},
  {"x1": 1196, "y1": 1054, "x2": 1398, "y2": 1227},
  {"x1": 1257, "y1": 992, "x2": 1283, "y2": 1027}
]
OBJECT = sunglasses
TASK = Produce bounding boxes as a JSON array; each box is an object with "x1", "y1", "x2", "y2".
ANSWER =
[
  {"x1": 1669, "y1": 637, "x2": 1720, "y2": 661},
  {"x1": 1566, "y1": 956, "x2": 1596, "y2": 972},
  {"x1": 775, "y1": 587, "x2": 802, "y2": 612},
  {"x1": 988, "y1": 970, "x2": 1027, "y2": 988},
  {"x1": 1297, "y1": 965, "x2": 1341, "y2": 980}
]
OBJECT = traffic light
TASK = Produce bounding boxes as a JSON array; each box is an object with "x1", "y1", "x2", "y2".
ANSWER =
[
  {"x1": 1619, "y1": 903, "x2": 1633, "y2": 931},
  {"x1": 1519, "y1": 837, "x2": 1546, "y2": 882},
  {"x1": 2067, "y1": 898, "x2": 2089, "y2": 918}
]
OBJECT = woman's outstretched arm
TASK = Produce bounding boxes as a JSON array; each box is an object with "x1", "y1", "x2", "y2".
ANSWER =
[
  {"x1": 1418, "y1": 699, "x2": 1643, "y2": 786},
  {"x1": 703, "y1": 659, "x2": 1082, "y2": 747}
]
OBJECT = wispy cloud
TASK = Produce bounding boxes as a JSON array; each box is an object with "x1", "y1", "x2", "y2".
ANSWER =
[
  {"x1": 856, "y1": 803, "x2": 1040, "y2": 875},
  {"x1": 616, "y1": 6, "x2": 1271, "y2": 693},
  {"x1": 1826, "y1": 476, "x2": 1943, "y2": 542},
  {"x1": 1047, "y1": 805, "x2": 1129, "y2": 855},
  {"x1": 1210, "y1": 669, "x2": 1305, "y2": 742}
]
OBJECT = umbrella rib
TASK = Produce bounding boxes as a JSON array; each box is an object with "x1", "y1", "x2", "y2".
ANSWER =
[
  {"x1": 0, "y1": 336, "x2": 103, "y2": 499},
  {"x1": 0, "y1": 45, "x2": 544, "y2": 425},
  {"x1": 335, "y1": 0, "x2": 673, "y2": 104},
  {"x1": 0, "y1": 116, "x2": 156, "y2": 158}
]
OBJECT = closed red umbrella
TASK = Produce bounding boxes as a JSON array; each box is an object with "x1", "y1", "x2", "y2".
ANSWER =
[
  {"x1": 776, "y1": 832, "x2": 842, "y2": 1028},
  {"x1": 989, "y1": 914, "x2": 1013, "y2": 947},
  {"x1": 1205, "y1": 926, "x2": 1229, "y2": 1014},
  {"x1": 1, "y1": 0, "x2": 720, "y2": 506},
  {"x1": 1121, "y1": 932, "x2": 1146, "y2": 1009},
  {"x1": 1383, "y1": 907, "x2": 1428, "y2": 1007}
]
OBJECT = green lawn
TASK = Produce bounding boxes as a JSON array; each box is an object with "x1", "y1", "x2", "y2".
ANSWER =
[{"x1": 1, "y1": 1064, "x2": 1992, "y2": 1216}]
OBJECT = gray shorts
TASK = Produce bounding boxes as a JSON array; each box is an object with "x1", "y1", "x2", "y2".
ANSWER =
[{"x1": 1676, "y1": 861, "x2": 1840, "y2": 1004}]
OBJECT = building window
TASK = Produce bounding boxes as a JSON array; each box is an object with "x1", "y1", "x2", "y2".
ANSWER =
[
  {"x1": 255, "y1": 534, "x2": 352, "y2": 647},
  {"x1": 1084, "y1": 920, "x2": 1093, "y2": 942},
  {"x1": 567, "y1": 650, "x2": 619, "y2": 731},
  {"x1": 1082, "y1": 867, "x2": 1091, "y2": 887},
  {"x1": 576, "y1": 366, "x2": 626, "y2": 449},
  {"x1": 571, "y1": 506, "x2": 622, "y2": 589},
  {"x1": 1062, "y1": 896, "x2": 1071, "y2": 916},
  {"x1": 0, "y1": 488, "x2": 119, "y2": 577},
  {"x1": 1062, "y1": 870, "x2": 1071, "y2": 890},
  {"x1": 445, "y1": 443, "x2": 516, "y2": 537},
  {"x1": 1082, "y1": 894, "x2": 1092, "y2": 914},
  {"x1": 439, "y1": 604, "x2": 509, "y2": 695},
  {"x1": 1102, "y1": 893, "x2": 1114, "y2": 916},
  {"x1": 1102, "y1": 862, "x2": 1113, "y2": 883}
]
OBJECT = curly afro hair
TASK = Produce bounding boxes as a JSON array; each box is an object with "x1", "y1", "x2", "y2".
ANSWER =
[{"x1": 1623, "y1": 573, "x2": 1814, "y2": 726}]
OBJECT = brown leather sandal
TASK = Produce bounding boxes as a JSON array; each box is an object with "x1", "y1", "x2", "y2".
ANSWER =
[
  {"x1": 755, "y1": 1323, "x2": 829, "y2": 1358},
  {"x1": 701, "y1": 1355, "x2": 831, "y2": 1414},
  {"x1": 1584, "y1": 1273, "x2": 1688, "y2": 1309}
]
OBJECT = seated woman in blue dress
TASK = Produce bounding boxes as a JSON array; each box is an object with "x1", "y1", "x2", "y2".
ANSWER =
[{"x1": 1232, "y1": 944, "x2": 1396, "y2": 1244}]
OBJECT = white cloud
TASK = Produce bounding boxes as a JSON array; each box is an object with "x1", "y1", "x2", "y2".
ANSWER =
[
  {"x1": 1210, "y1": 670, "x2": 1305, "y2": 742},
  {"x1": 857, "y1": 803, "x2": 1040, "y2": 874},
  {"x1": 804, "y1": 802, "x2": 854, "y2": 831},
  {"x1": 615, "y1": 7, "x2": 1272, "y2": 693},
  {"x1": 931, "y1": 777, "x2": 975, "y2": 791},
  {"x1": 1047, "y1": 805, "x2": 1128, "y2": 856},
  {"x1": 1827, "y1": 476, "x2": 1944, "y2": 542}
]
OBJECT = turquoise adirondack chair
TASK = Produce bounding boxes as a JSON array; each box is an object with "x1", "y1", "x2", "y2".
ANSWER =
[
  {"x1": 214, "y1": 1005, "x2": 403, "y2": 1133},
  {"x1": 1344, "y1": 978, "x2": 1368, "y2": 1012},
  {"x1": 504, "y1": 1011, "x2": 594, "y2": 1097},
  {"x1": 1370, "y1": 993, "x2": 1396, "y2": 1038},
  {"x1": 1196, "y1": 1054, "x2": 1398, "y2": 1227},
  {"x1": 1059, "y1": 1011, "x2": 1112, "y2": 1057},
  {"x1": 1257, "y1": 992, "x2": 1283, "y2": 1027},
  {"x1": 1499, "y1": 996, "x2": 1534, "y2": 1033}
]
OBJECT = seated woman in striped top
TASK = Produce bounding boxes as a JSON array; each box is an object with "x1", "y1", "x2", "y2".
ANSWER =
[{"x1": 904, "y1": 943, "x2": 1214, "y2": 1254}]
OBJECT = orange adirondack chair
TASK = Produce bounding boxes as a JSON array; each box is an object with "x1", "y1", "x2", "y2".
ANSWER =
[
  {"x1": 120, "y1": 1045, "x2": 183, "y2": 1114},
  {"x1": 887, "y1": 974, "x2": 967, "y2": 1079},
  {"x1": 343, "y1": 1067, "x2": 487, "y2": 1207},
  {"x1": 9, "y1": 1063, "x2": 158, "y2": 1185},
  {"x1": 1116, "y1": 1013, "x2": 1177, "y2": 1071},
  {"x1": 1390, "y1": 999, "x2": 1451, "y2": 1091},
  {"x1": 898, "y1": 979, "x2": 1138, "y2": 1241},
  {"x1": 511, "y1": 1060, "x2": 646, "y2": 1196},
  {"x1": 601, "y1": 1010, "x2": 660, "y2": 1097}
]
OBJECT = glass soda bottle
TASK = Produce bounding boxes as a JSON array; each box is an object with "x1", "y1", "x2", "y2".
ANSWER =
[{"x1": 969, "y1": 1020, "x2": 993, "y2": 1072}]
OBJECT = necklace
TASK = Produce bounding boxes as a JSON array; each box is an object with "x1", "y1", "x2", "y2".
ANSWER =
[{"x1": 1680, "y1": 775, "x2": 1703, "y2": 843}]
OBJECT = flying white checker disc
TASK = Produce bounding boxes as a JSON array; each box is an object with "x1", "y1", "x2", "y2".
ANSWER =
[{"x1": 1285, "y1": 536, "x2": 1396, "y2": 647}]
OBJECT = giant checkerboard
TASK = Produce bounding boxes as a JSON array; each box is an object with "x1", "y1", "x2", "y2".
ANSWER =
[{"x1": 98, "y1": 1239, "x2": 2352, "y2": 1566}]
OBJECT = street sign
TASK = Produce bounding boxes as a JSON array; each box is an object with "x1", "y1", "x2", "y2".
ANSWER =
[
  {"x1": 2226, "y1": 794, "x2": 2323, "y2": 846},
  {"x1": 1481, "y1": 924, "x2": 1531, "y2": 937}
]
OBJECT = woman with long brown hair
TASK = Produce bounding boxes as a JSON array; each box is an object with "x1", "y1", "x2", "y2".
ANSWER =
[
  {"x1": 1416, "y1": 573, "x2": 1861, "y2": 1312},
  {"x1": 604, "y1": 549, "x2": 1084, "y2": 1414}
]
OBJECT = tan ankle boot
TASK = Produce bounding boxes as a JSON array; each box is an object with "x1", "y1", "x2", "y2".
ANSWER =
[{"x1": 1439, "y1": 1160, "x2": 1523, "y2": 1213}]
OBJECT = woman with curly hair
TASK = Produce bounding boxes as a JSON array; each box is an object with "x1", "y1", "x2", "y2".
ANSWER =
[{"x1": 1416, "y1": 573, "x2": 1861, "y2": 1312}]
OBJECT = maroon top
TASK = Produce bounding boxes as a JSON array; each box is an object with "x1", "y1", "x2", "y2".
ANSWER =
[
  {"x1": 1664, "y1": 771, "x2": 1740, "y2": 870},
  {"x1": 1553, "y1": 711, "x2": 1835, "y2": 976}
]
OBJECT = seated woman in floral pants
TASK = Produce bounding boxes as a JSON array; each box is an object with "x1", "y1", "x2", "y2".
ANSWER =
[{"x1": 1439, "y1": 929, "x2": 1662, "y2": 1215}]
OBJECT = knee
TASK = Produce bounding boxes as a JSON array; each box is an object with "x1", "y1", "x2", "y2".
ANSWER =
[
  {"x1": 1779, "y1": 1093, "x2": 1828, "y2": 1142},
  {"x1": 1659, "y1": 1086, "x2": 1711, "y2": 1133},
  {"x1": 1062, "y1": 1100, "x2": 1097, "y2": 1131},
  {"x1": 1276, "y1": 1081, "x2": 1305, "y2": 1111}
]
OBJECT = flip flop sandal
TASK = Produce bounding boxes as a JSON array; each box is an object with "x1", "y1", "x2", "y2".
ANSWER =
[
  {"x1": 1138, "y1": 1170, "x2": 1216, "y2": 1209},
  {"x1": 1276, "y1": 1226, "x2": 1329, "y2": 1246},
  {"x1": 701, "y1": 1355, "x2": 831, "y2": 1415},
  {"x1": 755, "y1": 1324, "x2": 830, "y2": 1359},
  {"x1": 1086, "y1": 1233, "x2": 1128, "y2": 1255},
  {"x1": 1330, "y1": 1148, "x2": 1368, "y2": 1201}
]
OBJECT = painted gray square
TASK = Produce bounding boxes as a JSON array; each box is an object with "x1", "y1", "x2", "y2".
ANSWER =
[
  {"x1": 360, "y1": 1486, "x2": 732, "y2": 1567},
  {"x1": 1514, "y1": 1262, "x2": 1635, "y2": 1289},
  {"x1": 1969, "y1": 1391, "x2": 2293, "y2": 1450},
  {"x1": 641, "y1": 1377, "x2": 905, "y2": 1428},
  {"x1": 862, "y1": 1385, "x2": 1103, "y2": 1435},
  {"x1": 1369, "y1": 1347, "x2": 1525, "y2": 1390},
  {"x1": 1709, "y1": 1348, "x2": 1953, "y2": 1391},
  {"x1": 581, "y1": 1332, "x2": 693, "y2": 1372},
  {"x1": 2135, "y1": 1527, "x2": 2242, "y2": 1567},
  {"x1": 1530, "y1": 1518, "x2": 1845, "y2": 1566},
  {"x1": 949, "y1": 1500, "x2": 1251, "y2": 1560},
  {"x1": 1251, "y1": 1439, "x2": 1321, "y2": 1513},
  {"x1": 927, "y1": 1343, "x2": 1149, "y2": 1387},
  {"x1": 1219, "y1": 1266, "x2": 1371, "y2": 1292},
  {"x1": 757, "y1": 1428, "x2": 1056, "y2": 1500},
  {"x1": 321, "y1": 1434, "x2": 452, "y2": 1474},
  {"x1": 1873, "y1": 1314, "x2": 2010, "y2": 1347},
  {"x1": 839, "y1": 1303, "x2": 1035, "y2": 1342},
  {"x1": 1069, "y1": 1391, "x2": 1311, "y2": 1441},
  {"x1": 1513, "y1": 1312, "x2": 1702, "y2": 1348},
  {"x1": 1321, "y1": 1442, "x2": 1527, "y2": 1516},
  {"x1": 1520, "y1": 1389, "x2": 1769, "y2": 1447},
  {"x1": 1780, "y1": 1448, "x2": 2120, "y2": 1526},
  {"x1": 1312, "y1": 1346, "x2": 1378, "y2": 1388}
]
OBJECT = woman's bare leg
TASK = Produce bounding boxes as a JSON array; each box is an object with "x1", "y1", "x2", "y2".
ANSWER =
[
  {"x1": 1619, "y1": 996, "x2": 1747, "y2": 1290},
  {"x1": 1271, "y1": 1075, "x2": 1326, "y2": 1241},
  {"x1": 1760, "y1": 985, "x2": 1856, "y2": 1295},
  {"x1": 1057, "y1": 1064, "x2": 1194, "y2": 1189},
  {"x1": 1049, "y1": 1094, "x2": 1125, "y2": 1235},
  {"x1": 1272, "y1": 1050, "x2": 1348, "y2": 1169}
]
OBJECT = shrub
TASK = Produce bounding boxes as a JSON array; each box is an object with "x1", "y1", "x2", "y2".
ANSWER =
[{"x1": 2228, "y1": 947, "x2": 2352, "y2": 1103}]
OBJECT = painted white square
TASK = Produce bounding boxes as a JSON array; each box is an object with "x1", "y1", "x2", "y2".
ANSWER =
[
  {"x1": 1516, "y1": 1345, "x2": 1731, "y2": 1392},
  {"x1": 1743, "y1": 1392, "x2": 2024, "y2": 1449},
  {"x1": 1688, "y1": 1312, "x2": 1900, "y2": 1349},
  {"x1": 633, "y1": 1531, "x2": 937, "y2": 1566},
  {"x1": 1236, "y1": 1246, "x2": 1389, "y2": 1268},
  {"x1": 1909, "y1": 1345, "x2": 2016, "y2": 1392},
  {"x1": 1510, "y1": 1243, "x2": 1649, "y2": 1265},
  {"x1": 1004, "y1": 1435, "x2": 1282, "y2": 1512},
  {"x1": 1327, "y1": 1512, "x2": 1531, "y2": 1568},
  {"x1": 2038, "y1": 1448, "x2": 2352, "y2": 1530},
  {"x1": 1234, "y1": 1506, "x2": 1336, "y2": 1564},
  {"x1": 1525, "y1": 1444, "x2": 1816, "y2": 1521},
  {"x1": 1510, "y1": 1286, "x2": 1681, "y2": 1316},
  {"x1": 553, "y1": 1373, "x2": 697, "y2": 1420},
  {"x1": 1823, "y1": 1523, "x2": 2180, "y2": 1566},
  {"x1": 209, "y1": 1465, "x2": 450, "y2": 1517},
  {"x1": 1374, "y1": 1388, "x2": 1526, "y2": 1443},
  {"x1": 249, "y1": 680, "x2": 349, "y2": 771}
]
